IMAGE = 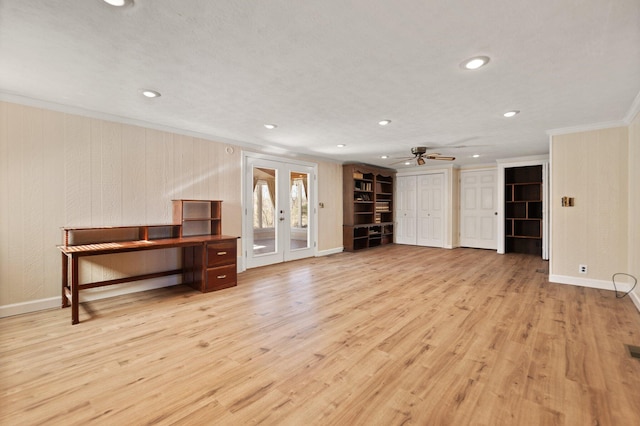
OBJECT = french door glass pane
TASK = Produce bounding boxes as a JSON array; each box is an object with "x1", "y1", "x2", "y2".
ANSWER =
[
  {"x1": 253, "y1": 167, "x2": 277, "y2": 256},
  {"x1": 290, "y1": 171, "x2": 309, "y2": 250}
]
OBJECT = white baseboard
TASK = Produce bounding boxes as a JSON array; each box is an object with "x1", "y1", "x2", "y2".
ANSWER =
[
  {"x1": 630, "y1": 291, "x2": 640, "y2": 313},
  {"x1": 549, "y1": 275, "x2": 640, "y2": 314},
  {"x1": 317, "y1": 247, "x2": 344, "y2": 257},
  {"x1": 0, "y1": 297, "x2": 61, "y2": 318},
  {"x1": 548, "y1": 274, "x2": 631, "y2": 292},
  {"x1": 236, "y1": 255, "x2": 246, "y2": 273},
  {"x1": 0, "y1": 277, "x2": 182, "y2": 319},
  {"x1": 79, "y1": 276, "x2": 180, "y2": 302},
  {"x1": 4, "y1": 267, "x2": 636, "y2": 318}
]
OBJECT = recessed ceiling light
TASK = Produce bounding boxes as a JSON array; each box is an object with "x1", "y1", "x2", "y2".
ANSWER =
[
  {"x1": 337, "y1": 144, "x2": 346, "y2": 148},
  {"x1": 264, "y1": 124, "x2": 277, "y2": 129},
  {"x1": 462, "y1": 56, "x2": 490, "y2": 70},
  {"x1": 380, "y1": 155, "x2": 388, "y2": 159},
  {"x1": 103, "y1": 0, "x2": 128, "y2": 6},
  {"x1": 141, "y1": 90, "x2": 161, "y2": 98},
  {"x1": 472, "y1": 154, "x2": 480, "y2": 158},
  {"x1": 378, "y1": 120, "x2": 391, "y2": 126},
  {"x1": 404, "y1": 161, "x2": 411, "y2": 165},
  {"x1": 503, "y1": 110, "x2": 520, "y2": 118}
]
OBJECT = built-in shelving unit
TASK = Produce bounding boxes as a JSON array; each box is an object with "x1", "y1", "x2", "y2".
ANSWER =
[
  {"x1": 343, "y1": 164, "x2": 394, "y2": 251},
  {"x1": 505, "y1": 165, "x2": 543, "y2": 255}
]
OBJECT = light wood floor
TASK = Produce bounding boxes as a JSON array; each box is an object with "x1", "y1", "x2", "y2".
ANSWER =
[{"x1": 1, "y1": 245, "x2": 640, "y2": 425}]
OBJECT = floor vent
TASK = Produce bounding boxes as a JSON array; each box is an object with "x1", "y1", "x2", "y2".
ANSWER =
[{"x1": 626, "y1": 344, "x2": 640, "y2": 359}]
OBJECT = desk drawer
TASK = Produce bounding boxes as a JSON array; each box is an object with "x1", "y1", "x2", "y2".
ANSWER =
[
  {"x1": 207, "y1": 241, "x2": 236, "y2": 267},
  {"x1": 206, "y1": 265, "x2": 237, "y2": 291}
]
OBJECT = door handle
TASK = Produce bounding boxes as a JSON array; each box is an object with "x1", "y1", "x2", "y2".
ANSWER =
[{"x1": 279, "y1": 217, "x2": 285, "y2": 221}]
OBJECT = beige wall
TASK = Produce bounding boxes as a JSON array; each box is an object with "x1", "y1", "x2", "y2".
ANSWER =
[
  {"x1": 0, "y1": 101, "x2": 343, "y2": 310},
  {"x1": 550, "y1": 127, "x2": 629, "y2": 283},
  {"x1": 629, "y1": 112, "x2": 640, "y2": 301}
]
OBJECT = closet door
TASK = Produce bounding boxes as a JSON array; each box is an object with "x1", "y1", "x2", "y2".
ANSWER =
[
  {"x1": 395, "y1": 176, "x2": 417, "y2": 245},
  {"x1": 417, "y1": 173, "x2": 444, "y2": 247}
]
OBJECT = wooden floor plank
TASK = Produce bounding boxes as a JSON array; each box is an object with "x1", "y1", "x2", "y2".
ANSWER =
[{"x1": 1, "y1": 245, "x2": 639, "y2": 425}]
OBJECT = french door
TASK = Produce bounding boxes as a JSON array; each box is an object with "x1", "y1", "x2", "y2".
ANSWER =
[{"x1": 243, "y1": 153, "x2": 317, "y2": 268}]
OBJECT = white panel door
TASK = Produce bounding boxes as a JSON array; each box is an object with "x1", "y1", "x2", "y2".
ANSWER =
[
  {"x1": 395, "y1": 176, "x2": 417, "y2": 245},
  {"x1": 417, "y1": 173, "x2": 444, "y2": 247},
  {"x1": 460, "y1": 169, "x2": 497, "y2": 249}
]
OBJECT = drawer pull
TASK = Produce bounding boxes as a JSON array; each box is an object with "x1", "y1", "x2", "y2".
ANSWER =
[
  {"x1": 217, "y1": 251, "x2": 227, "y2": 255},
  {"x1": 216, "y1": 274, "x2": 227, "y2": 279}
]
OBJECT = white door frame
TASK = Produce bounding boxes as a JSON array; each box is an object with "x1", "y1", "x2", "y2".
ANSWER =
[
  {"x1": 496, "y1": 156, "x2": 549, "y2": 259},
  {"x1": 395, "y1": 165, "x2": 453, "y2": 248},
  {"x1": 459, "y1": 168, "x2": 498, "y2": 250},
  {"x1": 242, "y1": 152, "x2": 318, "y2": 270}
]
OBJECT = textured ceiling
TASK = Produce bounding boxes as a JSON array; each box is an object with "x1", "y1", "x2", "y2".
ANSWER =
[{"x1": 1, "y1": 0, "x2": 639, "y2": 167}]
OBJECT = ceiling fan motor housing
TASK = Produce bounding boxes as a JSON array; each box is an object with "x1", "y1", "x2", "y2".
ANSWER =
[{"x1": 411, "y1": 147, "x2": 427, "y2": 156}]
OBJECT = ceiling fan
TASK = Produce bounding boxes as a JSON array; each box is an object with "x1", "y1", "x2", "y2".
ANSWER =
[{"x1": 392, "y1": 147, "x2": 456, "y2": 165}]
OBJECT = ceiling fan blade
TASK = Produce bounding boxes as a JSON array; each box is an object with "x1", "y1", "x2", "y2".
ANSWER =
[{"x1": 389, "y1": 157, "x2": 415, "y2": 165}]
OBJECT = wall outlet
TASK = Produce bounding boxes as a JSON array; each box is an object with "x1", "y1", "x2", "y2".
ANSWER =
[{"x1": 579, "y1": 264, "x2": 588, "y2": 274}]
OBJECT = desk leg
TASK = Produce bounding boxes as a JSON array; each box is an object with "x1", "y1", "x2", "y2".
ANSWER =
[
  {"x1": 71, "y1": 255, "x2": 79, "y2": 325},
  {"x1": 61, "y1": 252, "x2": 69, "y2": 308}
]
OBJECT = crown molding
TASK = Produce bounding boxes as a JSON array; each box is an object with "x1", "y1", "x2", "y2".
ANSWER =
[
  {"x1": 0, "y1": 92, "x2": 341, "y2": 166},
  {"x1": 546, "y1": 89, "x2": 640, "y2": 136},
  {"x1": 496, "y1": 154, "x2": 549, "y2": 164},
  {"x1": 624, "y1": 89, "x2": 640, "y2": 124},
  {"x1": 546, "y1": 120, "x2": 626, "y2": 136}
]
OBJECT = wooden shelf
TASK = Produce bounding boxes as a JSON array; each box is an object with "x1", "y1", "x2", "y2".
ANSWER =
[
  {"x1": 505, "y1": 165, "x2": 542, "y2": 255},
  {"x1": 172, "y1": 199, "x2": 222, "y2": 237},
  {"x1": 343, "y1": 164, "x2": 395, "y2": 251}
]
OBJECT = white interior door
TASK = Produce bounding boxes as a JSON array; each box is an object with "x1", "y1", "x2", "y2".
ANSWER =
[
  {"x1": 417, "y1": 173, "x2": 444, "y2": 247},
  {"x1": 396, "y1": 173, "x2": 445, "y2": 247},
  {"x1": 395, "y1": 176, "x2": 417, "y2": 245},
  {"x1": 244, "y1": 154, "x2": 316, "y2": 269},
  {"x1": 460, "y1": 169, "x2": 497, "y2": 249}
]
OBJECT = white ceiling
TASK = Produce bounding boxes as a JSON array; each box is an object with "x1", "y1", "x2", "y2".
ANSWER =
[{"x1": 1, "y1": 0, "x2": 639, "y2": 168}]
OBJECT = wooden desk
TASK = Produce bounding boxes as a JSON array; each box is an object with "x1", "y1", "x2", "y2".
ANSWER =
[{"x1": 59, "y1": 234, "x2": 238, "y2": 324}]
